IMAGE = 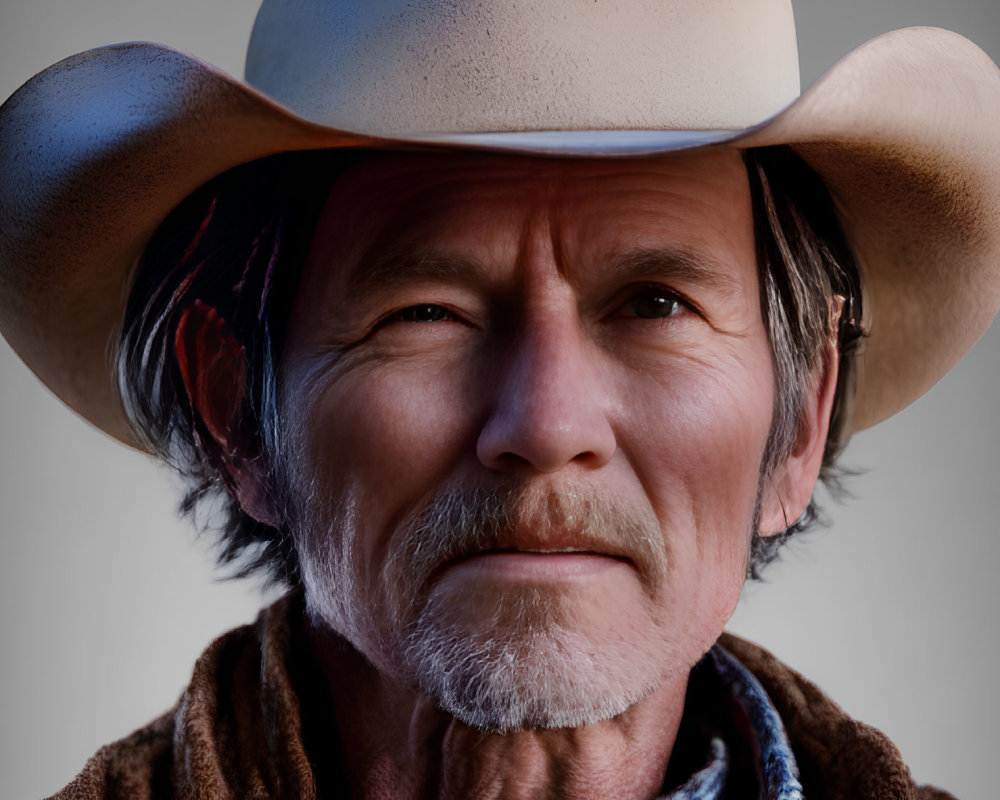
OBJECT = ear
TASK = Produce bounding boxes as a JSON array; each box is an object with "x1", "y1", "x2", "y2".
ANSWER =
[
  {"x1": 174, "y1": 300, "x2": 279, "y2": 526},
  {"x1": 758, "y1": 330, "x2": 841, "y2": 537}
]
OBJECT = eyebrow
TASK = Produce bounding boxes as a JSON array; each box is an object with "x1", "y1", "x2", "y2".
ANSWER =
[
  {"x1": 603, "y1": 247, "x2": 746, "y2": 299},
  {"x1": 346, "y1": 249, "x2": 481, "y2": 301},
  {"x1": 344, "y1": 244, "x2": 746, "y2": 302}
]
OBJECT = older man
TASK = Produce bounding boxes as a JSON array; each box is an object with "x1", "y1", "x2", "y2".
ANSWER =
[{"x1": 2, "y1": 1, "x2": 999, "y2": 798}]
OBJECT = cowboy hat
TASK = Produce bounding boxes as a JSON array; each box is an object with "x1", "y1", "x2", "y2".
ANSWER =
[{"x1": 1, "y1": 0, "x2": 999, "y2": 448}]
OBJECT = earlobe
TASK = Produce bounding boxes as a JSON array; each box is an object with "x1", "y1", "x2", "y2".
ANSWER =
[
  {"x1": 758, "y1": 334, "x2": 841, "y2": 537},
  {"x1": 174, "y1": 300, "x2": 279, "y2": 526}
]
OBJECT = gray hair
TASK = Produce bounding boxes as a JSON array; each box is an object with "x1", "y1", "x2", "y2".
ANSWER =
[{"x1": 745, "y1": 147, "x2": 864, "y2": 576}]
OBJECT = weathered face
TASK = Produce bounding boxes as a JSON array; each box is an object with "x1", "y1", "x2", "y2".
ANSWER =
[{"x1": 280, "y1": 149, "x2": 778, "y2": 730}]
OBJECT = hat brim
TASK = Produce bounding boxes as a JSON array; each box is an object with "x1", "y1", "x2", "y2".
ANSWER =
[{"x1": 2, "y1": 26, "x2": 999, "y2": 448}]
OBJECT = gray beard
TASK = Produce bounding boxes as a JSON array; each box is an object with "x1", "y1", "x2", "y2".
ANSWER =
[
  {"x1": 294, "y1": 481, "x2": 677, "y2": 732},
  {"x1": 400, "y1": 585, "x2": 667, "y2": 732}
]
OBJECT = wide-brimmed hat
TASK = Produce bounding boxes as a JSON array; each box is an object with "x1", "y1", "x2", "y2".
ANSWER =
[{"x1": 2, "y1": 0, "x2": 999, "y2": 449}]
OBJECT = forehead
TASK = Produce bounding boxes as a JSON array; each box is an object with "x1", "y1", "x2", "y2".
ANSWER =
[{"x1": 297, "y1": 148, "x2": 755, "y2": 305}]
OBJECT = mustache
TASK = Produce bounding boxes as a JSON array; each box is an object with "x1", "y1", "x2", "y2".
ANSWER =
[{"x1": 385, "y1": 481, "x2": 664, "y2": 587}]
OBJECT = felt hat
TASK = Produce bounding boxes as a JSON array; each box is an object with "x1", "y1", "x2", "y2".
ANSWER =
[{"x1": 1, "y1": 0, "x2": 999, "y2": 448}]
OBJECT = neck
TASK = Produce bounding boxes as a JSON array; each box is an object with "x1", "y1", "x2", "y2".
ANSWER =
[{"x1": 308, "y1": 627, "x2": 688, "y2": 800}]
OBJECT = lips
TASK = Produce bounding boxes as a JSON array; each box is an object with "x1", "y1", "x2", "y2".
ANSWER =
[
  {"x1": 434, "y1": 519, "x2": 640, "y2": 583},
  {"x1": 385, "y1": 482, "x2": 663, "y2": 597},
  {"x1": 443, "y1": 522, "x2": 635, "y2": 568},
  {"x1": 493, "y1": 525, "x2": 632, "y2": 559},
  {"x1": 445, "y1": 549, "x2": 630, "y2": 580}
]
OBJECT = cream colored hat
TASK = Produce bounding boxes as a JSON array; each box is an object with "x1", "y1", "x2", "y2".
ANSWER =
[{"x1": 1, "y1": 0, "x2": 999, "y2": 447}]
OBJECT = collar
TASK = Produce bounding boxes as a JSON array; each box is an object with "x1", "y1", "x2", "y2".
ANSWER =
[{"x1": 664, "y1": 644, "x2": 804, "y2": 800}]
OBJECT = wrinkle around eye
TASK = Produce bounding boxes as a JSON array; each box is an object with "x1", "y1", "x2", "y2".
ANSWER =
[
  {"x1": 286, "y1": 300, "x2": 479, "y2": 387},
  {"x1": 606, "y1": 283, "x2": 760, "y2": 342},
  {"x1": 356, "y1": 301, "x2": 480, "y2": 360},
  {"x1": 332, "y1": 300, "x2": 470, "y2": 347},
  {"x1": 296, "y1": 302, "x2": 464, "y2": 365}
]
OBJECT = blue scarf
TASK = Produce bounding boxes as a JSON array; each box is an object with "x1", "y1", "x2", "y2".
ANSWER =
[{"x1": 663, "y1": 645, "x2": 804, "y2": 800}]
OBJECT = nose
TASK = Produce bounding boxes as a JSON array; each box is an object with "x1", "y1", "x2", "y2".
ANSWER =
[{"x1": 476, "y1": 315, "x2": 617, "y2": 474}]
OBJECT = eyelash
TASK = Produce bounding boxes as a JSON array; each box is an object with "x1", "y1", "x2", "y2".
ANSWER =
[
  {"x1": 375, "y1": 284, "x2": 696, "y2": 332},
  {"x1": 386, "y1": 304, "x2": 458, "y2": 323}
]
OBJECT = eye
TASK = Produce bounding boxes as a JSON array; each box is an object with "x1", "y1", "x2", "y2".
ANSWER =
[
  {"x1": 388, "y1": 304, "x2": 456, "y2": 323},
  {"x1": 627, "y1": 286, "x2": 686, "y2": 319}
]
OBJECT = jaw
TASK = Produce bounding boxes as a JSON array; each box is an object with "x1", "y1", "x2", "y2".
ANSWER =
[{"x1": 307, "y1": 606, "x2": 690, "y2": 800}]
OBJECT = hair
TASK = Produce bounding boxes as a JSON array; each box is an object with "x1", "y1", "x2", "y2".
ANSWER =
[
  {"x1": 744, "y1": 147, "x2": 865, "y2": 576},
  {"x1": 116, "y1": 145, "x2": 865, "y2": 586},
  {"x1": 117, "y1": 151, "x2": 356, "y2": 584}
]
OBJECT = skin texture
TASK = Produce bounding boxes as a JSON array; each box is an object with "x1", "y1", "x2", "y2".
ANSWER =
[{"x1": 179, "y1": 148, "x2": 837, "y2": 799}]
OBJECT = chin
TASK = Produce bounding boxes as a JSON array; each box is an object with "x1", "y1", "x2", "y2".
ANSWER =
[{"x1": 397, "y1": 585, "x2": 681, "y2": 733}]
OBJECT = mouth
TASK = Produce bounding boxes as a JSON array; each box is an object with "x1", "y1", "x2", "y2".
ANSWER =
[
  {"x1": 444, "y1": 548, "x2": 633, "y2": 581},
  {"x1": 394, "y1": 483, "x2": 660, "y2": 591}
]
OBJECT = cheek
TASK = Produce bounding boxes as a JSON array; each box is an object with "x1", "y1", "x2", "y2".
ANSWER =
[
  {"x1": 680, "y1": 371, "x2": 772, "y2": 514},
  {"x1": 630, "y1": 355, "x2": 772, "y2": 496},
  {"x1": 621, "y1": 354, "x2": 774, "y2": 605},
  {"x1": 294, "y1": 359, "x2": 478, "y2": 561}
]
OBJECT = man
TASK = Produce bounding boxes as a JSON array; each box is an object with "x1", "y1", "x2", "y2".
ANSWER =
[{"x1": 1, "y1": 1, "x2": 998, "y2": 798}]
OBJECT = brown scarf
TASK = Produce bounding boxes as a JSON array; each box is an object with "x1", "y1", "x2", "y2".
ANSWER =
[{"x1": 51, "y1": 593, "x2": 954, "y2": 800}]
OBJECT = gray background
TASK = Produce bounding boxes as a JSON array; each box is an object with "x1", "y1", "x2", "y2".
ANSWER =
[{"x1": 1, "y1": 1, "x2": 998, "y2": 797}]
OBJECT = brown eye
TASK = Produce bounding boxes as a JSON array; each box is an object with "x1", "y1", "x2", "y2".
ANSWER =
[
  {"x1": 630, "y1": 289, "x2": 683, "y2": 319},
  {"x1": 394, "y1": 304, "x2": 453, "y2": 322}
]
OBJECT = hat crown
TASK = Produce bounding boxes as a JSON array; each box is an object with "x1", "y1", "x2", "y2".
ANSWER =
[{"x1": 245, "y1": 0, "x2": 800, "y2": 136}]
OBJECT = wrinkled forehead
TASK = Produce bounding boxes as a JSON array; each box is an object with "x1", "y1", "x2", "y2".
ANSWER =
[{"x1": 298, "y1": 148, "x2": 756, "y2": 300}]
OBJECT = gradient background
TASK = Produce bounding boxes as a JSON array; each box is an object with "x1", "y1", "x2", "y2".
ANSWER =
[{"x1": 1, "y1": 1, "x2": 998, "y2": 797}]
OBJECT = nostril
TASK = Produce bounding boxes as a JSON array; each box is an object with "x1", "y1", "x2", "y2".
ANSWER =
[
  {"x1": 475, "y1": 384, "x2": 618, "y2": 473},
  {"x1": 483, "y1": 439, "x2": 610, "y2": 474},
  {"x1": 493, "y1": 451, "x2": 531, "y2": 470}
]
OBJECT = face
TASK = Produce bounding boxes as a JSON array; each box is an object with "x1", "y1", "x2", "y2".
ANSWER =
[{"x1": 279, "y1": 149, "x2": 778, "y2": 731}]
